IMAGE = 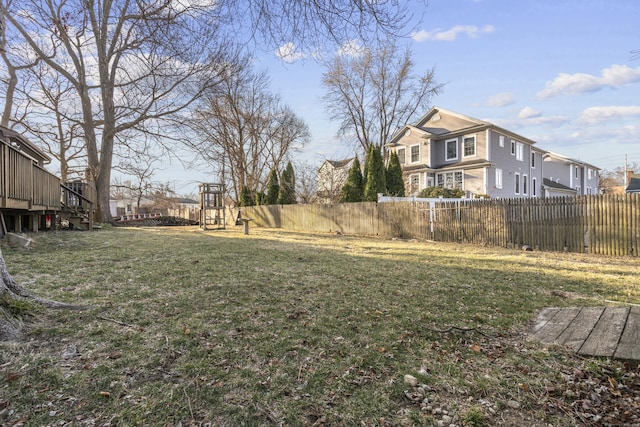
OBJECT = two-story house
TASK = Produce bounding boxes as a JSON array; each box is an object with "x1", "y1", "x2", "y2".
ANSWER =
[
  {"x1": 385, "y1": 107, "x2": 599, "y2": 198},
  {"x1": 317, "y1": 158, "x2": 356, "y2": 204}
]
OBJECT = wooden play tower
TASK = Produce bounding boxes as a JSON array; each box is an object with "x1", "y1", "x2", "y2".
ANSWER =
[{"x1": 198, "y1": 183, "x2": 225, "y2": 230}]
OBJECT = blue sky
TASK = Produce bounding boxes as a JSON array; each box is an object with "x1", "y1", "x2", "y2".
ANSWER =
[{"x1": 261, "y1": 0, "x2": 640, "y2": 173}]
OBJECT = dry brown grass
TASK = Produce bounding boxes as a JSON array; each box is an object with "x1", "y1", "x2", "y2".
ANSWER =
[{"x1": 1, "y1": 226, "x2": 638, "y2": 426}]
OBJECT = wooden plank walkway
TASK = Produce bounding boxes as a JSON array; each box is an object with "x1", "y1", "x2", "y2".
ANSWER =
[{"x1": 529, "y1": 306, "x2": 640, "y2": 361}]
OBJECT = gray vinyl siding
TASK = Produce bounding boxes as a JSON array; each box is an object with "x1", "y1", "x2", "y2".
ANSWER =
[
  {"x1": 486, "y1": 130, "x2": 538, "y2": 198},
  {"x1": 542, "y1": 158, "x2": 569, "y2": 186},
  {"x1": 463, "y1": 169, "x2": 486, "y2": 195}
]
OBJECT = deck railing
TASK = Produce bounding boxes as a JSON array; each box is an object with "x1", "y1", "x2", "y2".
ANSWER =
[{"x1": 1, "y1": 140, "x2": 62, "y2": 210}]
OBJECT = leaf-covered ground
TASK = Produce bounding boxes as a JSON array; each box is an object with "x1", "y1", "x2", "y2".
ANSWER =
[{"x1": 1, "y1": 226, "x2": 639, "y2": 426}]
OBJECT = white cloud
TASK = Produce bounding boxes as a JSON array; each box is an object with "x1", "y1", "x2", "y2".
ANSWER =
[
  {"x1": 577, "y1": 105, "x2": 640, "y2": 125},
  {"x1": 337, "y1": 39, "x2": 366, "y2": 57},
  {"x1": 275, "y1": 42, "x2": 306, "y2": 63},
  {"x1": 412, "y1": 25, "x2": 495, "y2": 42},
  {"x1": 485, "y1": 92, "x2": 515, "y2": 107},
  {"x1": 492, "y1": 112, "x2": 568, "y2": 129},
  {"x1": 518, "y1": 106, "x2": 542, "y2": 119},
  {"x1": 537, "y1": 65, "x2": 640, "y2": 98},
  {"x1": 525, "y1": 115, "x2": 568, "y2": 126},
  {"x1": 570, "y1": 124, "x2": 640, "y2": 142}
]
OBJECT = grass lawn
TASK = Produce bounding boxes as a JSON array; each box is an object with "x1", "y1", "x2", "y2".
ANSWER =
[{"x1": 1, "y1": 226, "x2": 639, "y2": 426}]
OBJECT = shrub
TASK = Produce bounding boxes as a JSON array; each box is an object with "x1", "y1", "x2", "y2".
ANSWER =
[{"x1": 418, "y1": 186, "x2": 464, "y2": 198}]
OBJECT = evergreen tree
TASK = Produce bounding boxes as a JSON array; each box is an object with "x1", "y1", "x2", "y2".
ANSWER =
[
  {"x1": 277, "y1": 161, "x2": 297, "y2": 204},
  {"x1": 363, "y1": 146, "x2": 386, "y2": 201},
  {"x1": 266, "y1": 169, "x2": 280, "y2": 205},
  {"x1": 385, "y1": 151, "x2": 405, "y2": 196},
  {"x1": 340, "y1": 157, "x2": 364, "y2": 202},
  {"x1": 240, "y1": 185, "x2": 255, "y2": 206}
]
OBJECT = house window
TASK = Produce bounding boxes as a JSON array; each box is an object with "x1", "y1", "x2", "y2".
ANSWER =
[
  {"x1": 397, "y1": 148, "x2": 406, "y2": 164},
  {"x1": 410, "y1": 174, "x2": 420, "y2": 194},
  {"x1": 410, "y1": 145, "x2": 420, "y2": 163},
  {"x1": 463, "y1": 136, "x2": 476, "y2": 157},
  {"x1": 575, "y1": 166, "x2": 579, "y2": 178},
  {"x1": 437, "y1": 171, "x2": 463, "y2": 189},
  {"x1": 523, "y1": 174, "x2": 528, "y2": 195},
  {"x1": 587, "y1": 168, "x2": 593, "y2": 179},
  {"x1": 426, "y1": 176, "x2": 434, "y2": 187},
  {"x1": 445, "y1": 138, "x2": 458, "y2": 161},
  {"x1": 499, "y1": 135, "x2": 505, "y2": 147},
  {"x1": 510, "y1": 140, "x2": 515, "y2": 155},
  {"x1": 495, "y1": 168, "x2": 503, "y2": 189},
  {"x1": 532, "y1": 177, "x2": 537, "y2": 196},
  {"x1": 531, "y1": 152, "x2": 536, "y2": 168},
  {"x1": 515, "y1": 142, "x2": 523, "y2": 161},
  {"x1": 515, "y1": 173, "x2": 520, "y2": 195}
]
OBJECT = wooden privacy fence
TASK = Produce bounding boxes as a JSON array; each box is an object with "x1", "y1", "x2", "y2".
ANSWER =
[{"x1": 242, "y1": 194, "x2": 640, "y2": 257}]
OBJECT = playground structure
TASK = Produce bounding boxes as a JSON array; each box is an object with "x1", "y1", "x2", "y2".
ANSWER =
[{"x1": 198, "y1": 183, "x2": 225, "y2": 230}]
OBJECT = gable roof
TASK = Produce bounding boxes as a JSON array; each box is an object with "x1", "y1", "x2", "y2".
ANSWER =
[
  {"x1": 544, "y1": 151, "x2": 601, "y2": 171},
  {"x1": 626, "y1": 174, "x2": 640, "y2": 193},
  {"x1": 319, "y1": 158, "x2": 356, "y2": 171},
  {"x1": 543, "y1": 178, "x2": 576, "y2": 192},
  {"x1": 415, "y1": 106, "x2": 488, "y2": 130},
  {"x1": 176, "y1": 197, "x2": 199, "y2": 204},
  {"x1": 411, "y1": 106, "x2": 538, "y2": 146},
  {"x1": 386, "y1": 124, "x2": 431, "y2": 146}
]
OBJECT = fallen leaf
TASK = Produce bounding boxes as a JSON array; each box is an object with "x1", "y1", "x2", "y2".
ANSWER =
[{"x1": 6, "y1": 372, "x2": 19, "y2": 382}]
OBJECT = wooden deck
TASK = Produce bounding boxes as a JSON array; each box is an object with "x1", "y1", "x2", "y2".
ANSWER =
[{"x1": 528, "y1": 306, "x2": 640, "y2": 361}]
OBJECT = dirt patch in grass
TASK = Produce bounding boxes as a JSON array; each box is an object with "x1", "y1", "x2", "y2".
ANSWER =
[{"x1": 1, "y1": 227, "x2": 639, "y2": 426}]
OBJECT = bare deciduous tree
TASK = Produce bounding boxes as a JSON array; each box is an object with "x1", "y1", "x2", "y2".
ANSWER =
[
  {"x1": 2, "y1": 0, "x2": 236, "y2": 222},
  {"x1": 295, "y1": 161, "x2": 319, "y2": 204},
  {"x1": 0, "y1": 0, "x2": 40, "y2": 127},
  {"x1": 113, "y1": 140, "x2": 163, "y2": 214},
  {"x1": 189, "y1": 66, "x2": 309, "y2": 204},
  {"x1": 236, "y1": 0, "x2": 421, "y2": 50},
  {"x1": 322, "y1": 39, "x2": 444, "y2": 154},
  {"x1": 17, "y1": 64, "x2": 87, "y2": 183}
]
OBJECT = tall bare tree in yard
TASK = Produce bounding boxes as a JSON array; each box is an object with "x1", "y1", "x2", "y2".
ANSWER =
[
  {"x1": 2, "y1": 0, "x2": 237, "y2": 222},
  {"x1": 0, "y1": 0, "x2": 40, "y2": 128},
  {"x1": 18, "y1": 65, "x2": 87, "y2": 183},
  {"x1": 189, "y1": 67, "x2": 309, "y2": 204},
  {"x1": 322, "y1": 39, "x2": 443, "y2": 154}
]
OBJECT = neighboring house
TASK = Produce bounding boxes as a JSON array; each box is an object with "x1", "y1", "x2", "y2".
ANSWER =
[
  {"x1": 626, "y1": 172, "x2": 640, "y2": 194},
  {"x1": 385, "y1": 107, "x2": 600, "y2": 198},
  {"x1": 542, "y1": 152, "x2": 600, "y2": 197},
  {"x1": 317, "y1": 158, "x2": 356, "y2": 203},
  {"x1": 167, "y1": 197, "x2": 199, "y2": 221},
  {"x1": 109, "y1": 195, "x2": 155, "y2": 217}
]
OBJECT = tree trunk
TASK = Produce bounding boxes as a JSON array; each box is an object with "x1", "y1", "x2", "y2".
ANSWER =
[{"x1": 0, "y1": 248, "x2": 88, "y2": 341}]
